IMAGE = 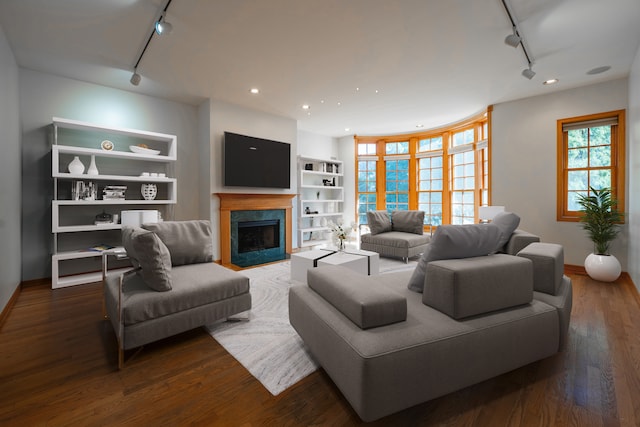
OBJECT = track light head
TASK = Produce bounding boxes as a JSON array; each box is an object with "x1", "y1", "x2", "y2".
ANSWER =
[
  {"x1": 505, "y1": 33, "x2": 521, "y2": 47},
  {"x1": 130, "y1": 71, "x2": 141, "y2": 86},
  {"x1": 155, "y1": 13, "x2": 173, "y2": 35},
  {"x1": 522, "y1": 67, "x2": 536, "y2": 80}
]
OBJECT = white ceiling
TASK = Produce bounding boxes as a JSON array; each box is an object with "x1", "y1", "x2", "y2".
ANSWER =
[{"x1": 1, "y1": 0, "x2": 639, "y2": 137}]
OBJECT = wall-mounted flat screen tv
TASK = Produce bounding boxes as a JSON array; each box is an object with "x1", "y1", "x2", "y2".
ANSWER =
[{"x1": 223, "y1": 132, "x2": 291, "y2": 189}]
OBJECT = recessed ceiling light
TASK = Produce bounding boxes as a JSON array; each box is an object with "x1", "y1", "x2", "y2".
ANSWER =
[
  {"x1": 320, "y1": 100, "x2": 325, "y2": 104},
  {"x1": 337, "y1": 102, "x2": 341, "y2": 106},
  {"x1": 345, "y1": 128, "x2": 350, "y2": 132},
  {"x1": 250, "y1": 88, "x2": 259, "y2": 94},
  {"x1": 302, "y1": 104, "x2": 310, "y2": 110},
  {"x1": 543, "y1": 79, "x2": 559, "y2": 85},
  {"x1": 416, "y1": 124, "x2": 424, "y2": 128},
  {"x1": 587, "y1": 66, "x2": 611, "y2": 75},
  {"x1": 356, "y1": 87, "x2": 360, "y2": 91},
  {"x1": 375, "y1": 90, "x2": 379, "y2": 94}
]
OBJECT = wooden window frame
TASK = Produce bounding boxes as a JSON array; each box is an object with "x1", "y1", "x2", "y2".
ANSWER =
[
  {"x1": 556, "y1": 109, "x2": 626, "y2": 222},
  {"x1": 355, "y1": 108, "x2": 491, "y2": 228}
]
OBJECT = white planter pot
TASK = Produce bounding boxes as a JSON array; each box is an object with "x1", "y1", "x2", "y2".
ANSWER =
[{"x1": 584, "y1": 253, "x2": 621, "y2": 282}]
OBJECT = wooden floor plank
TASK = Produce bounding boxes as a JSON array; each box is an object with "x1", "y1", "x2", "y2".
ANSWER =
[{"x1": 1, "y1": 274, "x2": 639, "y2": 426}]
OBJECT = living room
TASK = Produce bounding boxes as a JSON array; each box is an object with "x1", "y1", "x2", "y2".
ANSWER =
[{"x1": 1, "y1": 1, "x2": 640, "y2": 425}]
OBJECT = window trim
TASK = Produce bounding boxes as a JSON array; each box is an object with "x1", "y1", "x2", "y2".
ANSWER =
[
  {"x1": 354, "y1": 108, "x2": 491, "y2": 228},
  {"x1": 556, "y1": 109, "x2": 626, "y2": 222}
]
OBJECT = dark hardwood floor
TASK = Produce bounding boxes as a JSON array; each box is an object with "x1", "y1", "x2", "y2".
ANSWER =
[{"x1": 1, "y1": 272, "x2": 639, "y2": 426}]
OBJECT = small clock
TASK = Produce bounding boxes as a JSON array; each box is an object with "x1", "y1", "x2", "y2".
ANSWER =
[{"x1": 101, "y1": 140, "x2": 114, "y2": 151}]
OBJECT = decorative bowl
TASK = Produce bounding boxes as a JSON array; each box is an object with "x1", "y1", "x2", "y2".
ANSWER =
[{"x1": 129, "y1": 145, "x2": 161, "y2": 155}]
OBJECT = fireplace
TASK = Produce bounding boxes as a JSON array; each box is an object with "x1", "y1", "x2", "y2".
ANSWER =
[
  {"x1": 238, "y1": 220, "x2": 280, "y2": 253},
  {"x1": 216, "y1": 193, "x2": 295, "y2": 268}
]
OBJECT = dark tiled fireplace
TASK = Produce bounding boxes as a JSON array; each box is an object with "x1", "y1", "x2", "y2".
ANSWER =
[
  {"x1": 231, "y1": 210, "x2": 285, "y2": 267},
  {"x1": 216, "y1": 193, "x2": 295, "y2": 268}
]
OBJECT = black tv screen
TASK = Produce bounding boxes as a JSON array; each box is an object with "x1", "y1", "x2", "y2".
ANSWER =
[{"x1": 223, "y1": 132, "x2": 291, "y2": 189}]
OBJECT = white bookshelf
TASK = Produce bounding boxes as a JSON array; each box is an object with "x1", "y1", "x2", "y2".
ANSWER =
[
  {"x1": 50, "y1": 117, "x2": 177, "y2": 288},
  {"x1": 297, "y1": 155, "x2": 344, "y2": 248}
]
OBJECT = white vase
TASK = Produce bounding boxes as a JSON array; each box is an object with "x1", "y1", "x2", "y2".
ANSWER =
[
  {"x1": 87, "y1": 155, "x2": 99, "y2": 175},
  {"x1": 141, "y1": 183, "x2": 157, "y2": 200},
  {"x1": 584, "y1": 253, "x2": 621, "y2": 282},
  {"x1": 68, "y1": 156, "x2": 85, "y2": 174}
]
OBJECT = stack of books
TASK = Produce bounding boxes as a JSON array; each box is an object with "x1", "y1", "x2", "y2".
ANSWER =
[{"x1": 102, "y1": 185, "x2": 127, "y2": 200}]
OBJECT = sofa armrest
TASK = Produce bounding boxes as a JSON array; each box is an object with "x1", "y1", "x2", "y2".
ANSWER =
[{"x1": 504, "y1": 229, "x2": 540, "y2": 255}]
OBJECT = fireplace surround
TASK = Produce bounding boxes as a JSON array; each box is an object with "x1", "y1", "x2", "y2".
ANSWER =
[{"x1": 216, "y1": 193, "x2": 295, "y2": 267}]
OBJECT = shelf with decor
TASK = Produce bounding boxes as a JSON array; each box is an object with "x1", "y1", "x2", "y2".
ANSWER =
[
  {"x1": 297, "y1": 155, "x2": 344, "y2": 248},
  {"x1": 50, "y1": 117, "x2": 177, "y2": 289}
]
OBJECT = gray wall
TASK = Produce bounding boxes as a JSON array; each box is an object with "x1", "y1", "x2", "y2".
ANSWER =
[
  {"x1": 19, "y1": 69, "x2": 200, "y2": 281},
  {"x1": 492, "y1": 78, "x2": 629, "y2": 269},
  {"x1": 0, "y1": 25, "x2": 21, "y2": 314},
  {"x1": 208, "y1": 99, "x2": 298, "y2": 258},
  {"x1": 628, "y1": 46, "x2": 640, "y2": 291}
]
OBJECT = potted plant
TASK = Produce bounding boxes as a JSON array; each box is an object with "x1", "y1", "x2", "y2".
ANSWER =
[{"x1": 576, "y1": 187, "x2": 624, "y2": 282}]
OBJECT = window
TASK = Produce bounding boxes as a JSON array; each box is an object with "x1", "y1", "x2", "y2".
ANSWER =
[
  {"x1": 557, "y1": 110, "x2": 625, "y2": 221},
  {"x1": 355, "y1": 110, "x2": 490, "y2": 227}
]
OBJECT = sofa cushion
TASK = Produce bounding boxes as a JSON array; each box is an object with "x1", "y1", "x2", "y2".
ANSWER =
[
  {"x1": 361, "y1": 231, "x2": 431, "y2": 249},
  {"x1": 105, "y1": 262, "x2": 250, "y2": 325},
  {"x1": 308, "y1": 265, "x2": 407, "y2": 329},
  {"x1": 491, "y1": 211, "x2": 520, "y2": 251},
  {"x1": 407, "y1": 224, "x2": 502, "y2": 293},
  {"x1": 367, "y1": 211, "x2": 392, "y2": 235},
  {"x1": 391, "y1": 210, "x2": 424, "y2": 235},
  {"x1": 142, "y1": 220, "x2": 214, "y2": 266},
  {"x1": 517, "y1": 242, "x2": 564, "y2": 295},
  {"x1": 423, "y1": 254, "x2": 533, "y2": 319},
  {"x1": 132, "y1": 230, "x2": 173, "y2": 292}
]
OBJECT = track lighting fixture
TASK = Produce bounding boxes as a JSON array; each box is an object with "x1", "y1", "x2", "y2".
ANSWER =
[
  {"x1": 130, "y1": 70, "x2": 141, "y2": 86},
  {"x1": 522, "y1": 66, "x2": 535, "y2": 80},
  {"x1": 155, "y1": 12, "x2": 173, "y2": 35},
  {"x1": 129, "y1": 0, "x2": 173, "y2": 86},
  {"x1": 501, "y1": 0, "x2": 536, "y2": 80},
  {"x1": 504, "y1": 26, "x2": 521, "y2": 47}
]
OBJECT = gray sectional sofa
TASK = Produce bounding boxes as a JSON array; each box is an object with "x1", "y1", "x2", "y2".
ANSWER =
[
  {"x1": 103, "y1": 220, "x2": 251, "y2": 368},
  {"x1": 289, "y1": 218, "x2": 572, "y2": 421}
]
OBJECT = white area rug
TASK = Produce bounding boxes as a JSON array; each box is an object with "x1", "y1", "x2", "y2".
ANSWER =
[{"x1": 206, "y1": 257, "x2": 417, "y2": 396}]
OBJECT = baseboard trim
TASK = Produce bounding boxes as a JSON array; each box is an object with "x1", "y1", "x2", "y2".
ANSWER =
[
  {"x1": 21, "y1": 277, "x2": 52, "y2": 288},
  {"x1": 0, "y1": 283, "x2": 21, "y2": 331}
]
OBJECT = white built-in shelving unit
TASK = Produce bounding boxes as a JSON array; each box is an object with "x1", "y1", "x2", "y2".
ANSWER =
[
  {"x1": 297, "y1": 155, "x2": 344, "y2": 247},
  {"x1": 51, "y1": 117, "x2": 177, "y2": 288}
]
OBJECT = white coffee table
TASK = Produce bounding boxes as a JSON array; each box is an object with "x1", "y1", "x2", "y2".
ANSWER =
[{"x1": 290, "y1": 248, "x2": 379, "y2": 284}]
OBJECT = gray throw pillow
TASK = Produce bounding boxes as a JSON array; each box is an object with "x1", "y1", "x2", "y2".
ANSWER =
[
  {"x1": 142, "y1": 220, "x2": 214, "y2": 266},
  {"x1": 366, "y1": 211, "x2": 392, "y2": 235},
  {"x1": 391, "y1": 210, "x2": 424, "y2": 235},
  {"x1": 121, "y1": 226, "x2": 147, "y2": 269},
  {"x1": 407, "y1": 223, "x2": 502, "y2": 293},
  {"x1": 491, "y1": 211, "x2": 520, "y2": 251},
  {"x1": 132, "y1": 230, "x2": 172, "y2": 292}
]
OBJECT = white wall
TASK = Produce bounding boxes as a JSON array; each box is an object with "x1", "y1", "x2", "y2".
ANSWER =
[
  {"x1": 492, "y1": 78, "x2": 629, "y2": 268},
  {"x1": 0, "y1": 24, "x2": 21, "y2": 314},
  {"x1": 297, "y1": 130, "x2": 338, "y2": 159},
  {"x1": 19, "y1": 69, "x2": 200, "y2": 280},
  {"x1": 628, "y1": 46, "x2": 640, "y2": 291},
  {"x1": 208, "y1": 100, "x2": 297, "y2": 258},
  {"x1": 338, "y1": 135, "x2": 357, "y2": 228}
]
